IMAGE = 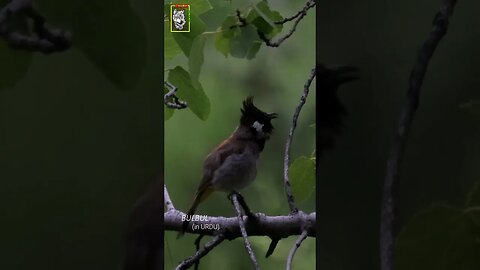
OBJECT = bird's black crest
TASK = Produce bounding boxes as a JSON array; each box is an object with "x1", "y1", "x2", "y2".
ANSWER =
[
  {"x1": 240, "y1": 96, "x2": 277, "y2": 134},
  {"x1": 317, "y1": 64, "x2": 359, "y2": 157}
]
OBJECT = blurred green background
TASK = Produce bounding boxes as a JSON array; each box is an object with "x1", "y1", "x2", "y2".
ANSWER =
[{"x1": 164, "y1": 1, "x2": 316, "y2": 269}]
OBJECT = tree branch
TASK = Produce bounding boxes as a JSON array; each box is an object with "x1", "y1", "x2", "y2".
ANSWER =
[
  {"x1": 175, "y1": 234, "x2": 226, "y2": 270},
  {"x1": 164, "y1": 209, "x2": 316, "y2": 239},
  {"x1": 230, "y1": 193, "x2": 259, "y2": 270},
  {"x1": 193, "y1": 234, "x2": 205, "y2": 270},
  {"x1": 286, "y1": 230, "x2": 308, "y2": 270},
  {"x1": 284, "y1": 67, "x2": 316, "y2": 213},
  {"x1": 164, "y1": 184, "x2": 175, "y2": 212},
  {"x1": 0, "y1": 0, "x2": 71, "y2": 53},
  {"x1": 379, "y1": 1, "x2": 459, "y2": 270},
  {"x1": 164, "y1": 81, "x2": 188, "y2": 109},
  {"x1": 258, "y1": 0, "x2": 316, "y2": 47},
  {"x1": 265, "y1": 237, "x2": 280, "y2": 258}
]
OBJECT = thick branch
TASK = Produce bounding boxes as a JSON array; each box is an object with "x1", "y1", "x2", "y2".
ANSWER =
[
  {"x1": 379, "y1": 1, "x2": 458, "y2": 270},
  {"x1": 284, "y1": 67, "x2": 317, "y2": 213},
  {"x1": 164, "y1": 210, "x2": 316, "y2": 240}
]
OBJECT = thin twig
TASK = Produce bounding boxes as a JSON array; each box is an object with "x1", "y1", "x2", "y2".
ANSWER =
[
  {"x1": 176, "y1": 234, "x2": 225, "y2": 270},
  {"x1": 164, "y1": 184, "x2": 175, "y2": 211},
  {"x1": 231, "y1": 191, "x2": 257, "y2": 220},
  {"x1": 274, "y1": 0, "x2": 316, "y2": 25},
  {"x1": 194, "y1": 234, "x2": 205, "y2": 270},
  {"x1": 230, "y1": 193, "x2": 260, "y2": 270},
  {"x1": 0, "y1": 0, "x2": 71, "y2": 53},
  {"x1": 258, "y1": 0, "x2": 316, "y2": 47},
  {"x1": 286, "y1": 230, "x2": 308, "y2": 270},
  {"x1": 284, "y1": 67, "x2": 316, "y2": 213},
  {"x1": 164, "y1": 81, "x2": 188, "y2": 109},
  {"x1": 265, "y1": 238, "x2": 280, "y2": 258},
  {"x1": 379, "y1": 1, "x2": 459, "y2": 270}
]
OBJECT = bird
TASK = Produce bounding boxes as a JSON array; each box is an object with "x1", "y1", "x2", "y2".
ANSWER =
[
  {"x1": 317, "y1": 64, "x2": 358, "y2": 159},
  {"x1": 179, "y1": 96, "x2": 277, "y2": 237}
]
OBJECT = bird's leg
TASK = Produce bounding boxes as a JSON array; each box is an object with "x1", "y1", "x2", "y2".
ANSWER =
[{"x1": 228, "y1": 191, "x2": 257, "y2": 221}]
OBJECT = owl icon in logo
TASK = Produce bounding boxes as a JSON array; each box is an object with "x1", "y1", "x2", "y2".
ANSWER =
[{"x1": 170, "y1": 5, "x2": 190, "y2": 32}]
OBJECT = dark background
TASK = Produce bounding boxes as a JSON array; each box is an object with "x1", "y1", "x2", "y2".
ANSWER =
[
  {"x1": 0, "y1": 0, "x2": 163, "y2": 269},
  {"x1": 318, "y1": 0, "x2": 480, "y2": 269}
]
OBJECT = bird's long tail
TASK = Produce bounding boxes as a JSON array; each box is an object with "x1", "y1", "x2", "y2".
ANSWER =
[{"x1": 177, "y1": 186, "x2": 213, "y2": 238}]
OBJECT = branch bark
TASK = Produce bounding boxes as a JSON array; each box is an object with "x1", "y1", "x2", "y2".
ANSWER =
[
  {"x1": 230, "y1": 193, "x2": 259, "y2": 270},
  {"x1": 284, "y1": 67, "x2": 317, "y2": 213},
  {"x1": 175, "y1": 235, "x2": 225, "y2": 270},
  {"x1": 379, "y1": 1, "x2": 459, "y2": 270},
  {"x1": 286, "y1": 230, "x2": 308, "y2": 270},
  {"x1": 164, "y1": 210, "x2": 316, "y2": 240},
  {"x1": 0, "y1": 0, "x2": 71, "y2": 53}
]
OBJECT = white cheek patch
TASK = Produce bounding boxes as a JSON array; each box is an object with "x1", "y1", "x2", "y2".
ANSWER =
[{"x1": 252, "y1": 121, "x2": 264, "y2": 134}]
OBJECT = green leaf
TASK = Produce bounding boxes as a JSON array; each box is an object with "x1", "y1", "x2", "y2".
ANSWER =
[
  {"x1": 246, "y1": 41, "x2": 262, "y2": 60},
  {"x1": 246, "y1": 0, "x2": 283, "y2": 38},
  {"x1": 172, "y1": 13, "x2": 206, "y2": 57},
  {"x1": 0, "y1": 41, "x2": 32, "y2": 91},
  {"x1": 165, "y1": 24, "x2": 183, "y2": 60},
  {"x1": 214, "y1": 33, "x2": 230, "y2": 57},
  {"x1": 164, "y1": 105, "x2": 175, "y2": 121},
  {"x1": 37, "y1": 0, "x2": 147, "y2": 91},
  {"x1": 396, "y1": 204, "x2": 480, "y2": 270},
  {"x1": 230, "y1": 24, "x2": 258, "y2": 58},
  {"x1": 200, "y1": 2, "x2": 232, "y2": 30},
  {"x1": 169, "y1": 0, "x2": 212, "y2": 15},
  {"x1": 189, "y1": 35, "x2": 207, "y2": 89},
  {"x1": 289, "y1": 156, "x2": 316, "y2": 202},
  {"x1": 167, "y1": 67, "x2": 210, "y2": 120},
  {"x1": 163, "y1": 86, "x2": 175, "y2": 120}
]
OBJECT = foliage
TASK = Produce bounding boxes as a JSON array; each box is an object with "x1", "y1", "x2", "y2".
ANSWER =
[
  {"x1": 0, "y1": 0, "x2": 147, "y2": 91},
  {"x1": 164, "y1": 0, "x2": 286, "y2": 121},
  {"x1": 396, "y1": 183, "x2": 480, "y2": 270}
]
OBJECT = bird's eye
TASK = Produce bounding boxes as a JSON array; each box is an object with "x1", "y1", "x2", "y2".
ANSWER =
[{"x1": 252, "y1": 121, "x2": 264, "y2": 133}]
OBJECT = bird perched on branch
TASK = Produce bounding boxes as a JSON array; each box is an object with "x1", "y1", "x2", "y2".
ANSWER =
[
  {"x1": 179, "y1": 97, "x2": 277, "y2": 237},
  {"x1": 317, "y1": 64, "x2": 358, "y2": 159}
]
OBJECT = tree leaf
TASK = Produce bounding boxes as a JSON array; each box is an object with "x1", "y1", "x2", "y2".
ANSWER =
[
  {"x1": 170, "y1": 0, "x2": 212, "y2": 15},
  {"x1": 163, "y1": 86, "x2": 175, "y2": 121},
  {"x1": 0, "y1": 41, "x2": 32, "y2": 91},
  {"x1": 189, "y1": 34, "x2": 207, "y2": 89},
  {"x1": 172, "y1": 13, "x2": 206, "y2": 57},
  {"x1": 396, "y1": 204, "x2": 480, "y2": 270},
  {"x1": 289, "y1": 156, "x2": 316, "y2": 202},
  {"x1": 230, "y1": 24, "x2": 258, "y2": 58},
  {"x1": 167, "y1": 67, "x2": 210, "y2": 120},
  {"x1": 246, "y1": 41, "x2": 262, "y2": 60},
  {"x1": 164, "y1": 105, "x2": 175, "y2": 121},
  {"x1": 247, "y1": 0, "x2": 283, "y2": 39},
  {"x1": 214, "y1": 33, "x2": 230, "y2": 57},
  {"x1": 164, "y1": 23, "x2": 183, "y2": 60},
  {"x1": 37, "y1": 0, "x2": 147, "y2": 91}
]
